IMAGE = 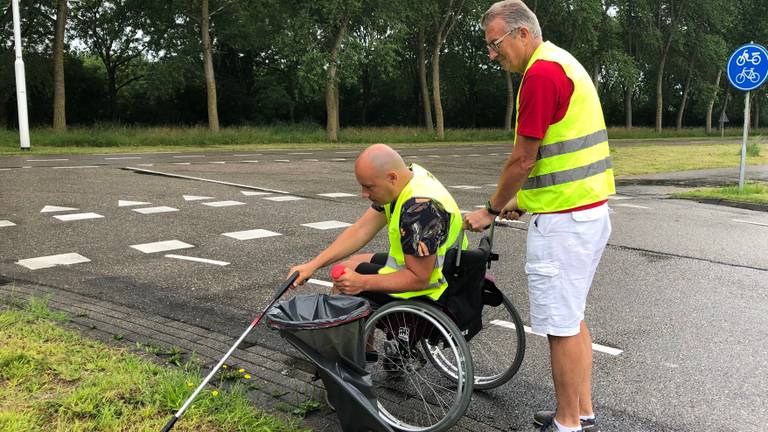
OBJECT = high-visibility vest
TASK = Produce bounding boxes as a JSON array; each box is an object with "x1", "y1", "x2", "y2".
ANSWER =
[
  {"x1": 515, "y1": 41, "x2": 615, "y2": 213},
  {"x1": 380, "y1": 164, "x2": 467, "y2": 300}
]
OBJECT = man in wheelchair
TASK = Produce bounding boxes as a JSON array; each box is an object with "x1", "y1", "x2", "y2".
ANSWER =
[{"x1": 289, "y1": 143, "x2": 468, "y2": 313}]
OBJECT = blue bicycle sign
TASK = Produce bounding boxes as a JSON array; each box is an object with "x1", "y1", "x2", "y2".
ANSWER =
[{"x1": 727, "y1": 43, "x2": 768, "y2": 91}]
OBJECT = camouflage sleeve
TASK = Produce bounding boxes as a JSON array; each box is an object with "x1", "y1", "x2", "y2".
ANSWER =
[{"x1": 399, "y1": 198, "x2": 450, "y2": 257}]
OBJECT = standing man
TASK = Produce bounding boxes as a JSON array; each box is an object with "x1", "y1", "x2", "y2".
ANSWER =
[{"x1": 464, "y1": 1, "x2": 614, "y2": 432}]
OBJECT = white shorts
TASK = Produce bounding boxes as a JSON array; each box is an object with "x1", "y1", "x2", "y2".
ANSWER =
[{"x1": 526, "y1": 203, "x2": 611, "y2": 337}]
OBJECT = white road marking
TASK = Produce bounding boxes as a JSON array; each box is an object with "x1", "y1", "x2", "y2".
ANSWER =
[
  {"x1": 41, "y1": 205, "x2": 78, "y2": 213},
  {"x1": 615, "y1": 204, "x2": 651, "y2": 209},
  {"x1": 609, "y1": 195, "x2": 633, "y2": 200},
  {"x1": 275, "y1": 159, "x2": 291, "y2": 162},
  {"x1": 183, "y1": 195, "x2": 213, "y2": 201},
  {"x1": 335, "y1": 150, "x2": 359, "y2": 154},
  {"x1": 52, "y1": 165, "x2": 99, "y2": 169},
  {"x1": 264, "y1": 196, "x2": 304, "y2": 202},
  {"x1": 16, "y1": 252, "x2": 91, "y2": 270},
  {"x1": 173, "y1": 162, "x2": 191, "y2": 165},
  {"x1": 303, "y1": 158, "x2": 319, "y2": 162},
  {"x1": 27, "y1": 158, "x2": 68, "y2": 162},
  {"x1": 173, "y1": 155, "x2": 205, "y2": 158},
  {"x1": 132, "y1": 206, "x2": 179, "y2": 214},
  {"x1": 131, "y1": 240, "x2": 194, "y2": 254},
  {"x1": 209, "y1": 161, "x2": 226, "y2": 164},
  {"x1": 450, "y1": 155, "x2": 461, "y2": 157},
  {"x1": 450, "y1": 185, "x2": 482, "y2": 190},
  {"x1": 318, "y1": 192, "x2": 355, "y2": 198},
  {"x1": 118, "y1": 200, "x2": 151, "y2": 207},
  {"x1": 104, "y1": 156, "x2": 141, "y2": 160},
  {"x1": 302, "y1": 220, "x2": 352, "y2": 230},
  {"x1": 427, "y1": 155, "x2": 441, "y2": 158},
  {"x1": 329, "y1": 158, "x2": 347, "y2": 161},
  {"x1": 490, "y1": 320, "x2": 623, "y2": 356},
  {"x1": 289, "y1": 152, "x2": 314, "y2": 155},
  {"x1": 488, "y1": 153, "x2": 499, "y2": 156},
  {"x1": 202, "y1": 200, "x2": 246, "y2": 207},
  {"x1": 135, "y1": 163, "x2": 154, "y2": 167},
  {"x1": 0, "y1": 168, "x2": 13, "y2": 171},
  {"x1": 222, "y1": 229, "x2": 282, "y2": 240},
  {"x1": 165, "y1": 254, "x2": 230, "y2": 266},
  {"x1": 0, "y1": 220, "x2": 16, "y2": 227},
  {"x1": 234, "y1": 154, "x2": 261, "y2": 157},
  {"x1": 241, "y1": 160, "x2": 260, "y2": 163},
  {"x1": 467, "y1": 154, "x2": 482, "y2": 157},
  {"x1": 125, "y1": 167, "x2": 289, "y2": 194},
  {"x1": 733, "y1": 219, "x2": 768, "y2": 227},
  {"x1": 241, "y1": 191, "x2": 272, "y2": 196},
  {"x1": 308, "y1": 279, "x2": 333, "y2": 287},
  {"x1": 484, "y1": 183, "x2": 498, "y2": 187},
  {"x1": 22, "y1": 166, "x2": 32, "y2": 169},
  {"x1": 53, "y1": 212, "x2": 104, "y2": 222}
]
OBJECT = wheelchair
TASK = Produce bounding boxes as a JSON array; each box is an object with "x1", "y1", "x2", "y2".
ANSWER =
[{"x1": 364, "y1": 224, "x2": 526, "y2": 432}]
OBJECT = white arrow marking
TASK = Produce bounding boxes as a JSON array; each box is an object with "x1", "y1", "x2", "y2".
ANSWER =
[
  {"x1": 119, "y1": 200, "x2": 151, "y2": 207},
  {"x1": 41, "y1": 205, "x2": 78, "y2": 213}
]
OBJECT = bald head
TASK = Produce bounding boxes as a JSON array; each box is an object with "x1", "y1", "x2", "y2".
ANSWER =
[
  {"x1": 355, "y1": 144, "x2": 413, "y2": 205},
  {"x1": 355, "y1": 144, "x2": 408, "y2": 176}
]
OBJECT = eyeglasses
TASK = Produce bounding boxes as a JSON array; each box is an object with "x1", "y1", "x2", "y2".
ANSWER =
[{"x1": 487, "y1": 29, "x2": 517, "y2": 53}]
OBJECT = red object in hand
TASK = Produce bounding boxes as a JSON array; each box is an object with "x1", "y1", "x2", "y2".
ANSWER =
[{"x1": 331, "y1": 264, "x2": 346, "y2": 280}]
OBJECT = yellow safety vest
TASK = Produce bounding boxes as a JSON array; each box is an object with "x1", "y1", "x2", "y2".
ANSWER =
[
  {"x1": 380, "y1": 164, "x2": 467, "y2": 300},
  {"x1": 515, "y1": 41, "x2": 615, "y2": 213}
]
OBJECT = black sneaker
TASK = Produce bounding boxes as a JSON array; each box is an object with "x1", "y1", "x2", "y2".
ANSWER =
[{"x1": 533, "y1": 411, "x2": 599, "y2": 431}]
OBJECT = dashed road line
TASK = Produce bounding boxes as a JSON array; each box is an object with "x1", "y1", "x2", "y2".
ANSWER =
[
  {"x1": 335, "y1": 151, "x2": 359, "y2": 154},
  {"x1": 165, "y1": 254, "x2": 230, "y2": 266},
  {"x1": 202, "y1": 200, "x2": 246, "y2": 207},
  {"x1": 450, "y1": 185, "x2": 482, "y2": 190},
  {"x1": 41, "y1": 205, "x2": 78, "y2": 213},
  {"x1": 118, "y1": 200, "x2": 151, "y2": 207},
  {"x1": 0, "y1": 220, "x2": 16, "y2": 227},
  {"x1": 131, "y1": 240, "x2": 194, "y2": 254},
  {"x1": 27, "y1": 158, "x2": 69, "y2": 162},
  {"x1": 241, "y1": 191, "x2": 272, "y2": 196},
  {"x1": 132, "y1": 206, "x2": 179, "y2": 214},
  {"x1": 183, "y1": 195, "x2": 213, "y2": 201},
  {"x1": 241, "y1": 160, "x2": 260, "y2": 163},
  {"x1": 615, "y1": 204, "x2": 651, "y2": 209},
  {"x1": 124, "y1": 167, "x2": 290, "y2": 194},
  {"x1": 490, "y1": 320, "x2": 623, "y2": 356},
  {"x1": 318, "y1": 192, "x2": 355, "y2": 198},
  {"x1": 301, "y1": 220, "x2": 352, "y2": 230},
  {"x1": 53, "y1": 212, "x2": 104, "y2": 222},
  {"x1": 274, "y1": 159, "x2": 290, "y2": 163},
  {"x1": 173, "y1": 155, "x2": 205, "y2": 158},
  {"x1": 222, "y1": 229, "x2": 282, "y2": 240},
  {"x1": 733, "y1": 219, "x2": 768, "y2": 227},
  {"x1": 16, "y1": 252, "x2": 91, "y2": 270},
  {"x1": 233, "y1": 154, "x2": 261, "y2": 157},
  {"x1": 289, "y1": 152, "x2": 314, "y2": 155},
  {"x1": 104, "y1": 156, "x2": 141, "y2": 160},
  {"x1": 52, "y1": 165, "x2": 99, "y2": 169}
]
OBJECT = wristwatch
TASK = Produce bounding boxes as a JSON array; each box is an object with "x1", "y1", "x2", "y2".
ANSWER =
[{"x1": 484, "y1": 200, "x2": 501, "y2": 216}]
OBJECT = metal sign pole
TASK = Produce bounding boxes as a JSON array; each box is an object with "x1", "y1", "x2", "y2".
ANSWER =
[
  {"x1": 12, "y1": 0, "x2": 31, "y2": 150},
  {"x1": 739, "y1": 91, "x2": 750, "y2": 190}
]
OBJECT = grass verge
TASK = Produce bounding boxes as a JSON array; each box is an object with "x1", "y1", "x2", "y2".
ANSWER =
[
  {"x1": 672, "y1": 182, "x2": 768, "y2": 206},
  {"x1": 610, "y1": 144, "x2": 768, "y2": 176},
  {"x1": 0, "y1": 297, "x2": 308, "y2": 432}
]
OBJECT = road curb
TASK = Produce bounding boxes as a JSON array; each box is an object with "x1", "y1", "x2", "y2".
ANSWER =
[{"x1": 672, "y1": 196, "x2": 768, "y2": 212}]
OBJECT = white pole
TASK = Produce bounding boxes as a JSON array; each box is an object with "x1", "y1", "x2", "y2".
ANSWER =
[
  {"x1": 738, "y1": 91, "x2": 750, "y2": 190},
  {"x1": 12, "y1": 0, "x2": 31, "y2": 150}
]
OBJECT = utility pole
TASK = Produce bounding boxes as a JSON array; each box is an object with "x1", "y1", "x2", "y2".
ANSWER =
[{"x1": 12, "y1": 0, "x2": 31, "y2": 150}]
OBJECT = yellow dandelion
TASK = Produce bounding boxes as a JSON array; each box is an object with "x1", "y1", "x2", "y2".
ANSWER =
[
  {"x1": 211, "y1": 390, "x2": 219, "y2": 397},
  {"x1": 186, "y1": 382, "x2": 193, "y2": 387},
  {"x1": 222, "y1": 364, "x2": 229, "y2": 369},
  {"x1": 244, "y1": 374, "x2": 251, "y2": 379},
  {"x1": 238, "y1": 368, "x2": 245, "y2": 373}
]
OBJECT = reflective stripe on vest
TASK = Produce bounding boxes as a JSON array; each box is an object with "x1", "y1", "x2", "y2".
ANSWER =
[
  {"x1": 515, "y1": 42, "x2": 615, "y2": 213},
  {"x1": 379, "y1": 163, "x2": 466, "y2": 301}
]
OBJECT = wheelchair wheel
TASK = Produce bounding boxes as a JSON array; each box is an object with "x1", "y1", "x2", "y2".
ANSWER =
[
  {"x1": 365, "y1": 300, "x2": 473, "y2": 432},
  {"x1": 424, "y1": 293, "x2": 525, "y2": 390}
]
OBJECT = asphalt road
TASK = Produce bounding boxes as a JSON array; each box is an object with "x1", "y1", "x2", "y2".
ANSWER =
[{"x1": 1, "y1": 146, "x2": 766, "y2": 431}]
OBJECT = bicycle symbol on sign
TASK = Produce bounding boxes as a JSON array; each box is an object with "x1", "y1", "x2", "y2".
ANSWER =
[
  {"x1": 736, "y1": 68, "x2": 761, "y2": 84},
  {"x1": 736, "y1": 49, "x2": 762, "y2": 66}
]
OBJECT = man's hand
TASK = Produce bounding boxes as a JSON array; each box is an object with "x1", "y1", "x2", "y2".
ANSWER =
[
  {"x1": 500, "y1": 196, "x2": 526, "y2": 221},
  {"x1": 463, "y1": 208, "x2": 496, "y2": 232},
  {"x1": 288, "y1": 262, "x2": 317, "y2": 288},
  {"x1": 332, "y1": 269, "x2": 365, "y2": 296}
]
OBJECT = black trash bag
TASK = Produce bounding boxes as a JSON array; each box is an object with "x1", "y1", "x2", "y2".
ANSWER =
[
  {"x1": 267, "y1": 294, "x2": 393, "y2": 432},
  {"x1": 267, "y1": 294, "x2": 370, "y2": 367},
  {"x1": 439, "y1": 235, "x2": 493, "y2": 341}
]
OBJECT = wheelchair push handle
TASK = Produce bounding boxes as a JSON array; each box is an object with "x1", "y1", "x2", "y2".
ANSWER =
[{"x1": 455, "y1": 223, "x2": 496, "y2": 268}]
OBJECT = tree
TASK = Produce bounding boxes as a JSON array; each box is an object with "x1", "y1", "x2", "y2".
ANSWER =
[
  {"x1": 52, "y1": 0, "x2": 66, "y2": 130},
  {"x1": 430, "y1": 0, "x2": 468, "y2": 140},
  {"x1": 72, "y1": 0, "x2": 153, "y2": 121},
  {"x1": 651, "y1": 0, "x2": 685, "y2": 133}
]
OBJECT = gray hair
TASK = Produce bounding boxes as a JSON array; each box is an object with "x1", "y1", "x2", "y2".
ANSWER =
[{"x1": 481, "y1": 0, "x2": 542, "y2": 40}]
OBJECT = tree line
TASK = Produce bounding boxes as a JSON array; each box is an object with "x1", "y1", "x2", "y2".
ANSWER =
[{"x1": 1, "y1": 0, "x2": 766, "y2": 141}]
